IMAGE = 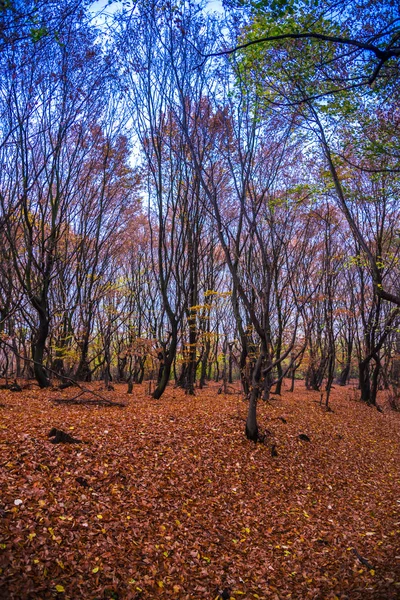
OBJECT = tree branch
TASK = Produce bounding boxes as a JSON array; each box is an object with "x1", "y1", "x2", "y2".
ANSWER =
[{"x1": 202, "y1": 32, "x2": 400, "y2": 63}]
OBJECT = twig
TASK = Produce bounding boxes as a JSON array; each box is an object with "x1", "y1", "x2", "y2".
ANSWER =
[
  {"x1": 352, "y1": 547, "x2": 375, "y2": 570},
  {"x1": 0, "y1": 338, "x2": 114, "y2": 405},
  {"x1": 52, "y1": 395, "x2": 126, "y2": 408}
]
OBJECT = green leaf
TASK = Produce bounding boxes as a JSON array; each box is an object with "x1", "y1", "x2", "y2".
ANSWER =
[{"x1": 30, "y1": 27, "x2": 48, "y2": 43}]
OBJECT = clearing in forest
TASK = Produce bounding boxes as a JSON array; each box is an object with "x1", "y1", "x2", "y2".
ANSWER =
[{"x1": 0, "y1": 382, "x2": 399, "y2": 599}]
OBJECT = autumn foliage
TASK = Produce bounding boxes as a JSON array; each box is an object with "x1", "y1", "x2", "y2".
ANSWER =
[
  {"x1": 1, "y1": 382, "x2": 399, "y2": 599},
  {"x1": 1, "y1": 1, "x2": 400, "y2": 597}
]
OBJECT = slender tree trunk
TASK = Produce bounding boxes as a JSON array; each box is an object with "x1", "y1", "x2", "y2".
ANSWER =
[
  {"x1": 118, "y1": 355, "x2": 127, "y2": 382},
  {"x1": 221, "y1": 337, "x2": 228, "y2": 393},
  {"x1": 76, "y1": 339, "x2": 92, "y2": 382},
  {"x1": 185, "y1": 305, "x2": 197, "y2": 395},
  {"x1": 199, "y1": 337, "x2": 211, "y2": 388},
  {"x1": 290, "y1": 366, "x2": 296, "y2": 392},
  {"x1": 240, "y1": 349, "x2": 249, "y2": 395},
  {"x1": 153, "y1": 334, "x2": 177, "y2": 399},
  {"x1": 325, "y1": 351, "x2": 335, "y2": 408},
  {"x1": 103, "y1": 342, "x2": 113, "y2": 390},
  {"x1": 228, "y1": 343, "x2": 233, "y2": 384},
  {"x1": 274, "y1": 323, "x2": 283, "y2": 395},
  {"x1": 12, "y1": 337, "x2": 22, "y2": 378},
  {"x1": 33, "y1": 314, "x2": 50, "y2": 388},
  {"x1": 370, "y1": 358, "x2": 380, "y2": 406},
  {"x1": 153, "y1": 357, "x2": 172, "y2": 399},
  {"x1": 246, "y1": 349, "x2": 264, "y2": 441},
  {"x1": 274, "y1": 364, "x2": 283, "y2": 395},
  {"x1": 359, "y1": 359, "x2": 371, "y2": 403},
  {"x1": 338, "y1": 339, "x2": 353, "y2": 386},
  {"x1": 338, "y1": 363, "x2": 351, "y2": 386},
  {"x1": 262, "y1": 352, "x2": 274, "y2": 401}
]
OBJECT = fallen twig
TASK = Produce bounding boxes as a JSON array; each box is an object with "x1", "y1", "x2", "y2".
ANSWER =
[
  {"x1": 352, "y1": 547, "x2": 375, "y2": 570},
  {"x1": 0, "y1": 338, "x2": 116, "y2": 405},
  {"x1": 52, "y1": 395, "x2": 126, "y2": 407}
]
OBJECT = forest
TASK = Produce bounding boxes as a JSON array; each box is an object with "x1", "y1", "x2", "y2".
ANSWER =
[{"x1": 0, "y1": 0, "x2": 399, "y2": 598}]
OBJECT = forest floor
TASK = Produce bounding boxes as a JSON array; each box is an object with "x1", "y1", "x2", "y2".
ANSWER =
[{"x1": 0, "y1": 380, "x2": 399, "y2": 600}]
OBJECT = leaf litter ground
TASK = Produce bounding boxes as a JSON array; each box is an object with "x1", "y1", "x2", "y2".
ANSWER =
[{"x1": 0, "y1": 381, "x2": 399, "y2": 599}]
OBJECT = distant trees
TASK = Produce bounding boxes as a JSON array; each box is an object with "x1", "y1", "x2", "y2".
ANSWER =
[
  {"x1": 0, "y1": 1, "x2": 140, "y2": 387},
  {"x1": 0, "y1": 0, "x2": 399, "y2": 428}
]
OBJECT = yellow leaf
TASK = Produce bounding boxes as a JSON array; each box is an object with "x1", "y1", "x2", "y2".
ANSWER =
[
  {"x1": 28, "y1": 533, "x2": 36, "y2": 541},
  {"x1": 157, "y1": 580, "x2": 164, "y2": 588},
  {"x1": 370, "y1": 569, "x2": 375, "y2": 576},
  {"x1": 92, "y1": 566, "x2": 99, "y2": 573},
  {"x1": 97, "y1": 514, "x2": 103, "y2": 520},
  {"x1": 55, "y1": 585, "x2": 65, "y2": 593}
]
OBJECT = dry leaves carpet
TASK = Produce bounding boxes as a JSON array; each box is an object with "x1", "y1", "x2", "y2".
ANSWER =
[{"x1": 0, "y1": 381, "x2": 399, "y2": 600}]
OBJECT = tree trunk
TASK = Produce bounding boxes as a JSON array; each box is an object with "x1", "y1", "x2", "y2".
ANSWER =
[
  {"x1": 245, "y1": 348, "x2": 264, "y2": 441},
  {"x1": 199, "y1": 337, "x2": 210, "y2": 389},
  {"x1": 338, "y1": 339, "x2": 352, "y2": 386},
  {"x1": 274, "y1": 366, "x2": 283, "y2": 395},
  {"x1": 153, "y1": 335, "x2": 177, "y2": 399},
  {"x1": 33, "y1": 315, "x2": 50, "y2": 388},
  {"x1": 246, "y1": 387, "x2": 259, "y2": 442},
  {"x1": 118, "y1": 355, "x2": 127, "y2": 382},
  {"x1": 338, "y1": 363, "x2": 351, "y2": 386},
  {"x1": 359, "y1": 359, "x2": 371, "y2": 403},
  {"x1": 153, "y1": 357, "x2": 172, "y2": 399},
  {"x1": 76, "y1": 340, "x2": 92, "y2": 382},
  {"x1": 228, "y1": 343, "x2": 233, "y2": 384},
  {"x1": 290, "y1": 366, "x2": 296, "y2": 392},
  {"x1": 240, "y1": 348, "x2": 249, "y2": 395}
]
